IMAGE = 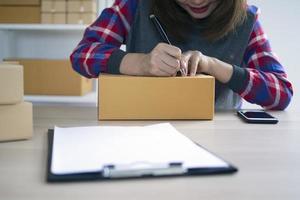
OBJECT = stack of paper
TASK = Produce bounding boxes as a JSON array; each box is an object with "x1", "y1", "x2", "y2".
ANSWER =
[{"x1": 51, "y1": 123, "x2": 230, "y2": 175}]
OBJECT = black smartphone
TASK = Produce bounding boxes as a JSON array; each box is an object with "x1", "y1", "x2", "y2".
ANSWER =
[{"x1": 237, "y1": 110, "x2": 278, "y2": 124}]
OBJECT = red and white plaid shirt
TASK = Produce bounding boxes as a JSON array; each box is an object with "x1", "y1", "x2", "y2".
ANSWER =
[{"x1": 70, "y1": 0, "x2": 293, "y2": 110}]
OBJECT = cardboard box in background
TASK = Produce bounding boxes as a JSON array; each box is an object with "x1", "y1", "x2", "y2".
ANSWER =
[
  {"x1": 0, "y1": 0, "x2": 40, "y2": 6},
  {"x1": 0, "y1": 63, "x2": 23, "y2": 105},
  {"x1": 41, "y1": 13, "x2": 66, "y2": 24},
  {"x1": 4, "y1": 59, "x2": 93, "y2": 96},
  {"x1": 98, "y1": 74, "x2": 215, "y2": 120},
  {"x1": 0, "y1": 102, "x2": 33, "y2": 142},
  {"x1": 67, "y1": 0, "x2": 97, "y2": 13},
  {"x1": 0, "y1": 6, "x2": 41, "y2": 23},
  {"x1": 41, "y1": 0, "x2": 66, "y2": 13},
  {"x1": 41, "y1": 0, "x2": 67, "y2": 24},
  {"x1": 67, "y1": 12, "x2": 96, "y2": 24}
]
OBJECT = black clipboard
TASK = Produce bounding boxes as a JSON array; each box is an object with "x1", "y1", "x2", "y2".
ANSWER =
[{"x1": 47, "y1": 129, "x2": 238, "y2": 182}]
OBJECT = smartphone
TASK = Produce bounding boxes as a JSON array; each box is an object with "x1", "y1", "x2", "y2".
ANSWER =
[{"x1": 237, "y1": 110, "x2": 278, "y2": 124}]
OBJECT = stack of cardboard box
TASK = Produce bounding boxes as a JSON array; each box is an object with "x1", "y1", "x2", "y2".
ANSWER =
[
  {"x1": 67, "y1": 0, "x2": 97, "y2": 24},
  {"x1": 41, "y1": 0, "x2": 67, "y2": 24},
  {"x1": 0, "y1": 0, "x2": 98, "y2": 24},
  {"x1": 0, "y1": 0, "x2": 41, "y2": 23},
  {"x1": 0, "y1": 63, "x2": 33, "y2": 142}
]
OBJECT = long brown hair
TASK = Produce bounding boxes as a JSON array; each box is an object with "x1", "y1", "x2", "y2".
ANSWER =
[{"x1": 151, "y1": 0, "x2": 247, "y2": 42}]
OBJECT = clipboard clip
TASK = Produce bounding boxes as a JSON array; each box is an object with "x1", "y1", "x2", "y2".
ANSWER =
[{"x1": 102, "y1": 162, "x2": 186, "y2": 178}]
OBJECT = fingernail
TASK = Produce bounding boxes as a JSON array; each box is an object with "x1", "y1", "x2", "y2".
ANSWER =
[{"x1": 183, "y1": 61, "x2": 187, "y2": 67}]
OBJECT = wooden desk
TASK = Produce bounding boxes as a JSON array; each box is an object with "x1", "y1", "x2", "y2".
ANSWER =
[{"x1": 0, "y1": 105, "x2": 299, "y2": 200}]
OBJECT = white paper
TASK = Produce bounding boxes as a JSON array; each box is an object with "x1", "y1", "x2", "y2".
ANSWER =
[{"x1": 51, "y1": 123, "x2": 229, "y2": 175}]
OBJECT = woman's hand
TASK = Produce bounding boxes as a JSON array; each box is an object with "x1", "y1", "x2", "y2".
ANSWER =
[
  {"x1": 120, "y1": 43, "x2": 182, "y2": 77},
  {"x1": 180, "y1": 50, "x2": 211, "y2": 76},
  {"x1": 180, "y1": 50, "x2": 234, "y2": 83},
  {"x1": 142, "y1": 43, "x2": 182, "y2": 76}
]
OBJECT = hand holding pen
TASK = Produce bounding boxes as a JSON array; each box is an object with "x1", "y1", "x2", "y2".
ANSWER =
[{"x1": 149, "y1": 14, "x2": 187, "y2": 76}]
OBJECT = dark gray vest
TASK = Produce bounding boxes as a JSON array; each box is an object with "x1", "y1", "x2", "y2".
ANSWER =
[{"x1": 126, "y1": 1, "x2": 255, "y2": 110}]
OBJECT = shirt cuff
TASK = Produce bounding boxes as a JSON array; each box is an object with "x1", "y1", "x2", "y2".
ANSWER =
[
  {"x1": 226, "y1": 65, "x2": 249, "y2": 93},
  {"x1": 107, "y1": 49, "x2": 128, "y2": 74}
]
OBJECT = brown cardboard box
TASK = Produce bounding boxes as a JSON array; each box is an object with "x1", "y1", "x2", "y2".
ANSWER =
[
  {"x1": 0, "y1": 6, "x2": 40, "y2": 23},
  {"x1": 5, "y1": 59, "x2": 93, "y2": 96},
  {"x1": 41, "y1": 0, "x2": 66, "y2": 12},
  {"x1": 0, "y1": 63, "x2": 23, "y2": 105},
  {"x1": 41, "y1": 13, "x2": 66, "y2": 24},
  {"x1": 67, "y1": 0, "x2": 97, "y2": 13},
  {"x1": 0, "y1": 0, "x2": 40, "y2": 6},
  {"x1": 98, "y1": 74, "x2": 215, "y2": 120},
  {"x1": 67, "y1": 12, "x2": 96, "y2": 24},
  {"x1": 0, "y1": 102, "x2": 33, "y2": 142}
]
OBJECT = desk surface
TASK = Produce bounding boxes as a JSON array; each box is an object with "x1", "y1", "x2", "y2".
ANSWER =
[{"x1": 0, "y1": 105, "x2": 299, "y2": 200}]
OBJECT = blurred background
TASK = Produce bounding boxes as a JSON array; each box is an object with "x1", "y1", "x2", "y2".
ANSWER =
[{"x1": 0, "y1": 0, "x2": 115, "y2": 106}]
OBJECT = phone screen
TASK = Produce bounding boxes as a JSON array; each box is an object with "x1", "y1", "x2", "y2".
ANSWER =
[
  {"x1": 237, "y1": 110, "x2": 278, "y2": 124},
  {"x1": 242, "y1": 111, "x2": 274, "y2": 119}
]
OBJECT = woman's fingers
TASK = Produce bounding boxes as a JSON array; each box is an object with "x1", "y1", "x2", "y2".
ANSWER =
[
  {"x1": 189, "y1": 54, "x2": 200, "y2": 76},
  {"x1": 159, "y1": 43, "x2": 182, "y2": 76},
  {"x1": 158, "y1": 43, "x2": 182, "y2": 59},
  {"x1": 181, "y1": 51, "x2": 206, "y2": 76},
  {"x1": 157, "y1": 59, "x2": 179, "y2": 76},
  {"x1": 181, "y1": 52, "x2": 192, "y2": 76},
  {"x1": 161, "y1": 53, "x2": 180, "y2": 71}
]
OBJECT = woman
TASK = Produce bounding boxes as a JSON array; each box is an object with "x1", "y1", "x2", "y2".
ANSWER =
[{"x1": 70, "y1": 0, "x2": 293, "y2": 110}]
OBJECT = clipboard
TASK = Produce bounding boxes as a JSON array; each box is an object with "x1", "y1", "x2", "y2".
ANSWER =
[{"x1": 46, "y1": 125, "x2": 237, "y2": 182}]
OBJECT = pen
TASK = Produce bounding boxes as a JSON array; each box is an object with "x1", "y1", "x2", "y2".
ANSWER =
[{"x1": 149, "y1": 14, "x2": 186, "y2": 76}]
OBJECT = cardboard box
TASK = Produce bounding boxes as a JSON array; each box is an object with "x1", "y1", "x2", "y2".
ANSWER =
[
  {"x1": 41, "y1": 13, "x2": 66, "y2": 24},
  {"x1": 0, "y1": 63, "x2": 23, "y2": 105},
  {"x1": 0, "y1": 102, "x2": 33, "y2": 142},
  {"x1": 67, "y1": 0, "x2": 97, "y2": 13},
  {"x1": 98, "y1": 74, "x2": 215, "y2": 120},
  {"x1": 0, "y1": 6, "x2": 40, "y2": 23},
  {"x1": 67, "y1": 12, "x2": 96, "y2": 24},
  {"x1": 41, "y1": 0, "x2": 66, "y2": 13},
  {"x1": 4, "y1": 59, "x2": 93, "y2": 96},
  {"x1": 0, "y1": 0, "x2": 40, "y2": 6}
]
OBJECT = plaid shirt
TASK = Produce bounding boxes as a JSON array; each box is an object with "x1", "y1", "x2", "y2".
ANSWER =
[{"x1": 70, "y1": 0, "x2": 293, "y2": 110}]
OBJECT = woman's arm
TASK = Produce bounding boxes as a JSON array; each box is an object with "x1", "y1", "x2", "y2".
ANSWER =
[
  {"x1": 70, "y1": 0, "x2": 138, "y2": 78},
  {"x1": 235, "y1": 19, "x2": 293, "y2": 110},
  {"x1": 181, "y1": 10, "x2": 293, "y2": 110}
]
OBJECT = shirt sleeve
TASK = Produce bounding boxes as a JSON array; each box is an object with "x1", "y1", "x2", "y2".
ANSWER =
[
  {"x1": 70, "y1": 0, "x2": 138, "y2": 78},
  {"x1": 229, "y1": 7, "x2": 293, "y2": 110}
]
